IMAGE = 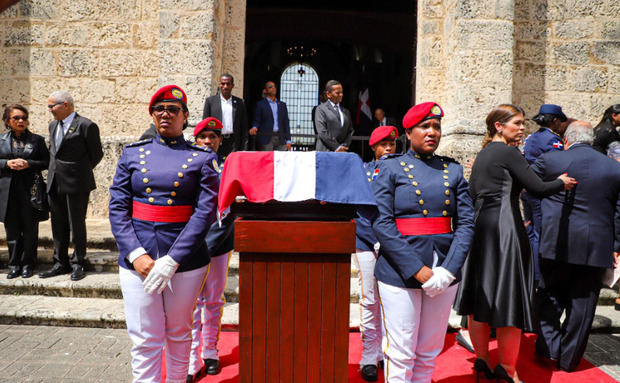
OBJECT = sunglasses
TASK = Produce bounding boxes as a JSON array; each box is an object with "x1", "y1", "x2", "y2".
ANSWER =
[
  {"x1": 10, "y1": 116, "x2": 28, "y2": 121},
  {"x1": 47, "y1": 102, "x2": 64, "y2": 109},
  {"x1": 152, "y1": 105, "x2": 182, "y2": 116}
]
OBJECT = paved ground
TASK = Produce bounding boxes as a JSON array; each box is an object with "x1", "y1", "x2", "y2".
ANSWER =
[{"x1": 1, "y1": 324, "x2": 619, "y2": 383}]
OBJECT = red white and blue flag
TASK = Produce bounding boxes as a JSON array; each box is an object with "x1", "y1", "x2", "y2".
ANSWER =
[{"x1": 218, "y1": 152, "x2": 377, "y2": 217}]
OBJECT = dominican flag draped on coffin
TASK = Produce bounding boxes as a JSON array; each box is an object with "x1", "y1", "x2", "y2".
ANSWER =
[{"x1": 218, "y1": 151, "x2": 377, "y2": 217}]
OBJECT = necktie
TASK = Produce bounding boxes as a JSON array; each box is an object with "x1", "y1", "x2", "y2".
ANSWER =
[
  {"x1": 336, "y1": 105, "x2": 343, "y2": 126},
  {"x1": 55, "y1": 120, "x2": 64, "y2": 148}
]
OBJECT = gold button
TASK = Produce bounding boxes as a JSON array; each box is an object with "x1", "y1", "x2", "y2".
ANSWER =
[
  {"x1": 139, "y1": 148, "x2": 144, "y2": 152},
  {"x1": 182, "y1": 164, "x2": 188, "y2": 169},
  {"x1": 416, "y1": 190, "x2": 421, "y2": 195},
  {"x1": 445, "y1": 200, "x2": 450, "y2": 205},
  {"x1": 419, "y1": 199, "x2": 424, "y2": 205},
  {"x1": 444, "y1": 182, "x2": 450, "y2": 187},
  {"x1": 193, "y1": 153, "x2": 198, "y2": 157},
  {"x1": 171, "y1": 140, "x2": 176, "y2": 144},
  {"x1": 423, "y1": 209, "x2": 428, "y2": 216},
  {"x1": 141, "y1": 168, "x2": 147, "y2": 173},
  {"x1": 413, "y1": 181, "x2": 418, "y2": 186},
  {"x1": 178, "y1": 172, "x2": 184, "y2": 178},
  {"x1": 443, "y1": 210, "x2": 448, "y2": 216},
  {"x1": 143, "y1": 178, "x2": 149, "y2": 184},
  {"x1": 404, "y1": 167, "x2": 409, "y2": 172},
  {"x1": 443, "y1": 175, "x2": 449, "y2": 179},
  {"x1": 148, "y1": 197, "x2": 154, "y2": 203},
  {"x1": 443, "y1": 163, "x2": 448, "y2": 168},
  {"x1": 140, "y1": 160, "x2": 145, "y2": 165},
  {"x1": 408, "y1": 174, "x2": 413, "y2": 179},
  {"x1": 368, "y1": 178, "x2": 372, "y2": 182},
  {"x1": 174, "y1": 181, "x2": 180, "y2": 187},
  {"x1": 187, "y1": 158, "x2": 193, "y2": 162},
  {"x1": 444, "y1": 170, "x2": 449, "y2": 173},
  {"x1": 445, "y1": 190, "x2": 450, "y2": 196},
  {"x1": 139, "y1": 154, "x2": 145, "y2": 159},
  {"x1": 167, "y1": 199, "x2": 173, "y2": 205},
  {"x1": 171, "y1": 191, "x2": 176, "y2": 197},
  {"x1": 146, "y1": 187, "x2": 152, "y2": 194},
  {"x1": 400, "y1": 162, "x2": 406, "y2": 166},
  {"x1": 159, "y1": 139, "x2": 165, "y2": 143},
  {"x1": 146, "y1": 150, "x2": 151, "y2": 154},
  {"x1": 415, "y1": 154, "x2": 420, "y2": 158},
  {"x1": 409, "y1": 164, "x2": 414, "y2": 168}
]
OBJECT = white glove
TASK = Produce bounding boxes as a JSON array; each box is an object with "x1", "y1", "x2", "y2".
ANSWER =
[
  {"x1": 142, "y1": 255, "x2": 179, "y2": 295},
  {"x1": 422, "y1": 267, "x2": 455, "y2": 298}
]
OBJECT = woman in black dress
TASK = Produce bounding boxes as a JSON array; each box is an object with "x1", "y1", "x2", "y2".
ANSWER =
[
  {"x1": 592, "y1": 104, "x2": 620, "y2": 154},
  {"x1": 0, "y1": 104, "x2": 50, "y2": 278},
  {"x1": 454, "y1": 104, "x2": 576, "y2": 383}
]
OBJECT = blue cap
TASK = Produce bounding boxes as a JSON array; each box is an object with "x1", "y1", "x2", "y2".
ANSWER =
[{"x1": 534, "y1": 104, "x2": 567, "y2": 122}]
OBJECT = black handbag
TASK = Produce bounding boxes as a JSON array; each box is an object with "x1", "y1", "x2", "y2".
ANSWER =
[{"x1": 30, "y1": 171, "x2": 49, "y2": 221}]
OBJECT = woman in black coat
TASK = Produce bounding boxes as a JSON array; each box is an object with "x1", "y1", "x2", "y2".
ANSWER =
[
  {"x1": 593, "y1": 104, "x2": 620, "y2": 154},
  {"x1": 0, "y1": 104, "x2": 49, "y2": 278}
]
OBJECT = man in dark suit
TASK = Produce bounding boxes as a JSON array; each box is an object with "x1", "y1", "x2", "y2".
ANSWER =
[
  {"x1": 39, "y1": 91, "x2": 103, "y2": 281},
  {"x1": 532, "y1": 121, "x2": 620, "y2": 371},
  {"x1": 314, "y1": 80, "x2": 354, "y2": 152},
  {"x1": 250, "y1": 81, "x2": 291, "y2": 151},
  {"x1": 202, "y1": 73, "x2": 249, "y2": 157}
]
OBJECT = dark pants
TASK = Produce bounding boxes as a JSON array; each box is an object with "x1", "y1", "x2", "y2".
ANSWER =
[
  {"x1": 48, "y1": 185, "x2": 90, "y2": 268},
  {"x1": 521, "y1": 191, "x2": 541, "y2": 281},
  {"x1": 219, "y1": 135, "x2": 234, "y2": 158},
  {"x1": 257, "y1": 135, "x2": 287, "y2": 151},
  {"x1": 4, "y1": 180, "x2": 38, "y2": 269},
  {"x1": 535, "y1": 259, "x2": 604, "y2": 371}
]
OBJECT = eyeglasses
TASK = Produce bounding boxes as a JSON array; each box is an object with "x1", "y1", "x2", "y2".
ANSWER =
[
  {"x1": 10, "y1": 116, "x2": 28, "y2": 121},
  {"x1": 152, "y1": 105, "x2": 181, "y2": 116},
  {"x1": 47, "y1": 102, "x2": 63, "y2": 109}
]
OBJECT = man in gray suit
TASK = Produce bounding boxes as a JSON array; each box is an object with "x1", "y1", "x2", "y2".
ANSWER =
[{"x1": 314, "y1": 80, "x2": 354, "y2": 152}]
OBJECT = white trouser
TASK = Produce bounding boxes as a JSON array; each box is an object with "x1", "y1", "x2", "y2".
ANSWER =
[
  {"x1": 188, "y1": 252, "x2": 231, "y2": 375},
  {"x1": 120, "y1": 265, "x2": 208, "y2": 383},
  {"x1": 353, "y1": 250, "x2": 383, "y2": 366},
  {"x1": 378, "y1": 281, "x2": 458, "y2": 383}
]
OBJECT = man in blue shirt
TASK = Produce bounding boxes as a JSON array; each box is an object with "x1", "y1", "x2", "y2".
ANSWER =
[{"x1": 250, "y1": 81, "x2": 291, "y2": 151}]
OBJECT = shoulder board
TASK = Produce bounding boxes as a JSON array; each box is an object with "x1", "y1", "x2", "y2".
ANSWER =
[
  {"x1": 379, "y1": 153, "x2": 403, "y2": 161},
  {"x1": 439, "y1": 155, "x2": 460, "y2": 164},
  {"x1": 189, "y1": 143, "x2": 210, "y2": 152},
  {"x1": 125, "y1": 138, "x2": 152, "y2": 148}
]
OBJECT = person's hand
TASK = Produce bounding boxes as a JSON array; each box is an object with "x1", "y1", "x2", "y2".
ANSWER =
[
  {"x1": 6, "y1": 159, "x2": 19, "y2": 170},
  {"x1": 464, "y1": 157, "x2": 474, "y2": 170},
  {"x1": 335, "y1": 146, "x2": 348, "y2": 152},
  {"x1": 142, "y1": 255, "x2": 179, "y2": 294},
  {"x1": 414, "y1": 265, "x2": 433, "y2": 284},
  {"x1": 249, "y1": 127, "x2": 258, "y2": 135},
  {"x1": 524, "y1": 220, "x2": 531, "y2": 228},
  {"x1": 132, "y1": 254, "x2": 154, "y2": 278},
  {"x1": 286, "y1": 143, "x2": 292, "y2": 151},
  {"x1": 422, "y1": 267, "x2": 455, "y2": 298},
  {"x1": 614, "y1": 252, "x2": 620, "y2": 268},
  {"x1": 558, "y1": 172, "x2": 577, "y2": 190}
]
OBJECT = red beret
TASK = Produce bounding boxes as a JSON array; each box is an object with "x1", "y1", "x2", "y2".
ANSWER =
[
  {"x1": 193, "y1": 117, "x2": 222, "y2": 137},
  {"x1": 149, "y1": 85, "x2": 187, "y2": 113},
  {"x1": 402, "y1": 102, "x2": 443, "y2": 130},
  {"x1": 369, "y1": 126, "x2": 399, "y2": 146}
]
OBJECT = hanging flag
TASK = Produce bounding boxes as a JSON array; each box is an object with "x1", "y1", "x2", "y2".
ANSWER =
[{"x1": 356, "y1": 88, "x2": 372, "y2": 125}]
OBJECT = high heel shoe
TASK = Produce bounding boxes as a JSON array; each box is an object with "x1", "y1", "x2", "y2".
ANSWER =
[
  {"x1": 473, "y1": 358, "x2": 494, "y2": 382},
  {"x1": 493, "y1": 364, "x2": 524, "y2": 383}
]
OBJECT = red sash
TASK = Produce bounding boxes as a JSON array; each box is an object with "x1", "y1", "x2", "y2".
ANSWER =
[
  {"x1": 132, "y1": 200, "x2": 193, "y2": 223},
  {"x1": 395, "y1": 217, "x2": 452, "y2": 236}
]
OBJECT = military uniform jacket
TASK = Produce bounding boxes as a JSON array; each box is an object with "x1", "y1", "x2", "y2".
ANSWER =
[
  {"x1": 372, "y1": 150, "x2": 475, "y2": 288},
  {"x1": 205, "y1": 156, "x2": 234, "y2": 257},
  {"x1": 355, "y1": 159, "x2": 380, "y2": 251},
  {"x1": 109, "y1": 135, "x2": 220, "y2": 272},
  {"x1": 523, "y1": 127, "x2": 563, "y2": 164}
]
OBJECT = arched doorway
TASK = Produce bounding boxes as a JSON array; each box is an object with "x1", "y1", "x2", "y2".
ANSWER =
[{"x1": 280, "y1": 62, "x2": 319, "y2": 148}]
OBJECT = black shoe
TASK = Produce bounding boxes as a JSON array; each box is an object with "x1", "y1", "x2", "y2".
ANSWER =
[
  {"x1": 379, "y1": 360, "x2": 384, "y2": 370},
  {"x1": 360, "y1": 364, "x2": 378, "y2": 382},
  {"x1": 70, "y1": 265, "x2": 86, "y2": 281},
  {"x1": 456, "y1": 330, "x2": 475, "y2": 354},
  {"x1": 7, "y1": 268, "x2": 20, "y2": 279},
  {"x1": 473, "y1": 358, "x2": 494, "y2": 382},
  {"x1": 21, "y1": 265, "x2": 33, "y2": 278},
  {"x1": 203, "y1": 358, "x2": 220, "y2": 375},
  {"x1": 39, "y1": 263, "x2": 70, "y2": 278},
  {"x1": 493, "y1": 365, "x2": 522, "y2": 383}
]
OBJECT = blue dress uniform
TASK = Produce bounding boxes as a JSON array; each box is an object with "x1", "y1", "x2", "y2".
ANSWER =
[
  {"x1": 109, "y1": 134, "x2": 219, "y2": 383},
  {"x1": 372, "y1": 146, "x2": 474, "y2": 380},
  {"x1": 188, "y1": 154, "x2": 235, "y2": 378},
  {"x1": 521, "y1": 127, "x2": 564, "y2": 280},
  {"x1": 354, "y1": 158, "x2": 383, "y2": 374}
]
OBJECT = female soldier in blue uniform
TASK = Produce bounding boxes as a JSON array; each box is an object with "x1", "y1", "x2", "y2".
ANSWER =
[
  {"x1": 354, "y1": 125, "x2": 399, "y2": 381},
  {"x1": 187, "y1": 117, "x2": 235, "y2": 382},
  {"x1": 372, "y1": 102, "x2": 475, "y2": 383},
  {"x1": 109, "y1": 85, "x2": 220, "y2": 383}
]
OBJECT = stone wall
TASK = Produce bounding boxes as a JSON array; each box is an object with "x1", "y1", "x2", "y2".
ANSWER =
[{"x1": 0, "y1": 0, "x2": 246, "y2": 218}]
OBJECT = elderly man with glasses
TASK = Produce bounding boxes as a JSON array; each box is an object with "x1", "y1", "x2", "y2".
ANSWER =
[{"x1": 39, "y1": 90, "x2": 103, "y2": 281}]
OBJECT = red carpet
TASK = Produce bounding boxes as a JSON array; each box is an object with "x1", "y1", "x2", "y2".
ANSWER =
[{"x1": 165, "y1": 332, "x2": 616, "y2": 382}]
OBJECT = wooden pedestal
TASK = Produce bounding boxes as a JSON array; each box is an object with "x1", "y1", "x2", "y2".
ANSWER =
[{"x1": 235, "y1": 219, "x2": 355, "y2": 383}]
